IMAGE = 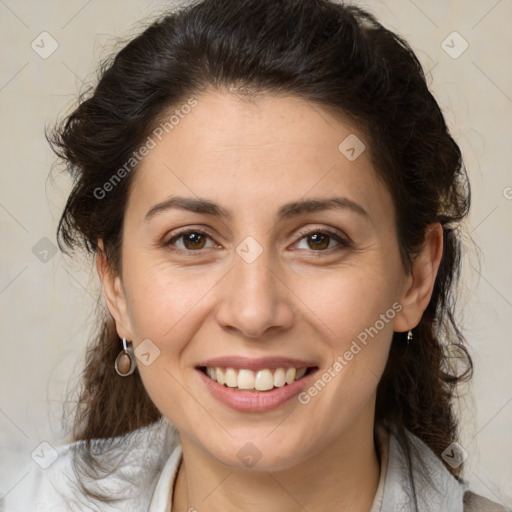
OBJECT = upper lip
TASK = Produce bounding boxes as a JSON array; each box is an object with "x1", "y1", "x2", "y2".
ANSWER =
[{"x1": 196, "y1": 356, "x2": 318, "y2": 371}]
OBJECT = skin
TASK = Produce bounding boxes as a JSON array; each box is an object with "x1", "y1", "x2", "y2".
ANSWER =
[{"x1": 97, "y1": 90, "x2": 443, "y2": 512}]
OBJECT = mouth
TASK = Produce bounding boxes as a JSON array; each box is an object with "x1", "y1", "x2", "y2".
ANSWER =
[
  {"x1": 197, "y1": 365, "x2": 317, "y2": 392},
  {"x1": 194, "y1": 356, "x2": 320, "y2": 412}
]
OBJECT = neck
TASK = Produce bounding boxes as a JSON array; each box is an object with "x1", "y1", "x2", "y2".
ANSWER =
[{"x1": 172, "y1": 411, "x2": 381, "y2": 512}]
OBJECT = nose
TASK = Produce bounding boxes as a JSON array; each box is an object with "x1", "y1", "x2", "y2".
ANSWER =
[{"x1": 214, "y1": 245, "x2": 295, "y2": 339}]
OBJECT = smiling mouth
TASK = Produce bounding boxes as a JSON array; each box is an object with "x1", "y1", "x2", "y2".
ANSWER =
[{"x1": 198, "y1": 366, "x2": 317, "y2": 392}]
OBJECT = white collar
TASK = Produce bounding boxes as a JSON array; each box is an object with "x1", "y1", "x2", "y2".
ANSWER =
[{"x1": 149, "y1": 442, "x2": 182, "y2": 512}]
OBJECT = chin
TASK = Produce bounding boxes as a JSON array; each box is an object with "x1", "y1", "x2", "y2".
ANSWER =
[{"x1": 199, "y1": 433, "x2": 311, "y2": 472}]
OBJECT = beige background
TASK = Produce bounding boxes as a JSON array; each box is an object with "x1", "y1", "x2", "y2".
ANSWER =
[{"x1": 0, "y1": 0, "x2": 511, "y2": 506}]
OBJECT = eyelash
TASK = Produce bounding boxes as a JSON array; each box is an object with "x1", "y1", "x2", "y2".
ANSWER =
[{"x1": 163, "y1": 227, "x2": 351, "y2": 256}]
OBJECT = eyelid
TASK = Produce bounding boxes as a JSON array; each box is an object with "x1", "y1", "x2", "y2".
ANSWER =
[
  {"x1": 293, "y1": 224, "x2": 352, "y2": 247},
  {"x1": 164, "y1": 226, "x2": 219, "y2": 251}
]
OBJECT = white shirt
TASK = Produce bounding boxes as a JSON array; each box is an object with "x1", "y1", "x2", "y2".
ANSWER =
[{"x1": 1, "y1": 417, "x2": 501, "y2": 511}]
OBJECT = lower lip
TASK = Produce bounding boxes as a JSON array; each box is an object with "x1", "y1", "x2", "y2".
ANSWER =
[{"x1": 196, "y1": 368, "x2": 318, "y2": 412}]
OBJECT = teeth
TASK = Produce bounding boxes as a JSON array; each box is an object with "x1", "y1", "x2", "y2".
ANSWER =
[
  {"x1": 255, "y1": 369, "x2": 274, "y2": 391},
  {"x1": 238, "y1": 369, "x2": 255, "y2": 389},
  {"x1": 204, "y1": 366, "x2": 310, "y2": 391},
  {"x1": 285, "y1": 368, "x2": 296, "y2": 384},
  {"x1": 216, "y1": 367, "x2": 225, "y2": 386},
  {"x1": 225, "y1": 368, "x2": 238, "y2": 388},
  {"x1": 296, "y1": 367, "x2": 307, "y2": 380},
  {"x1": 273, "y1": 368, "x2": 286, "y2": 387}
]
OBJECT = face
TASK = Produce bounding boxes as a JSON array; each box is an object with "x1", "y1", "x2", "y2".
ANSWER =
[{"x1": 100, "y1": 90, "x2": 439, "y2": 471}]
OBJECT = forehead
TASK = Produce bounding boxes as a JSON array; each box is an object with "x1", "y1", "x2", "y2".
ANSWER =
[{"x1": 127, "y1": 90, "x2": 393, "y2": 226}]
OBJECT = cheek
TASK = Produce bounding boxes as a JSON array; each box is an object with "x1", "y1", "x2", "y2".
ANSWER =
[
  {"x1": 295, "y1": 272, "x2": 397, "y2": 440},
  {"x1": 120, "y1": 259, "x2": 209, "y2": 422},
  {"x1": 299, "y1": 258, "x2": 401, "y2": 341},
  {"x1": 296, "y1": 258, "x2": 400, "y2": 399},
  {"x1": 122, "y1": 254, "x2": 220, "y2": 341}
]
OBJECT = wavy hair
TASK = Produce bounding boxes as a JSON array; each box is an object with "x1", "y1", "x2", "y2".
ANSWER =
[{"x1": 47, "y1": 0, "x2": 473, "y2": 506}]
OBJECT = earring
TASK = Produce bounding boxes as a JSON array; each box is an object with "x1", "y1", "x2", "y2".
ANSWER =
[
  {"x1": 115, "y1": 337, "x2": 136, "y2": 376},
  {"x1": 406, "y1": 330, "x2": 413, "y2": 344}
]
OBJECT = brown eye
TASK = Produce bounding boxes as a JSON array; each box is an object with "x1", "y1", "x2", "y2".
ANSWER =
[
  {"x1": 182, "y1": 232, "x2": 207, "y2": 250},
  {"x1": 295, "y1": 230, "x2": 350, "y2": 252},
  {"x1": 165, "y1": 230, "x2": 215, "y2": 252},
  {"x1": 306, "y1": 233, "x2": 331, "y2": 250}
]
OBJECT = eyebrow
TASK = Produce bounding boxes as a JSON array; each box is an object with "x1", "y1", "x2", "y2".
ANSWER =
[{"x1": 144, "y1": 195, "x2": 370, "y2": 223}]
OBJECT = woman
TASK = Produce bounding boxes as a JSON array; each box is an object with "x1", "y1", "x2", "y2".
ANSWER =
[{"x1": 2, "y1": 0, "x2": 508, "y2": 511}]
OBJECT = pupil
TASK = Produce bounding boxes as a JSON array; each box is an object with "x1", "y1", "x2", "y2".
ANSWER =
[
  {"x1": 185, "y1": 233, "x2": 205, "y2": 249},
  {"x1": 309, "y1": 233, "x2": 329, "y2": 250}
]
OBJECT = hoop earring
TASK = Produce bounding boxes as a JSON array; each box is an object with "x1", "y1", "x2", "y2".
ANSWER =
[
  {"x1": 115, "y1": 337, "x2": 136, "y2": 376},
  {"x1": 406, "y1": 330, "x2": 413, "y2": 344}
]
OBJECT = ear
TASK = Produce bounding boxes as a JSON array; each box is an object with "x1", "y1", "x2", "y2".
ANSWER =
[
  {"x1": 96, "y1": 240, "x2": 133, "y2": 340},
  {"x1": 394, "y1": 223, "x2": 443, "y2": 333}
]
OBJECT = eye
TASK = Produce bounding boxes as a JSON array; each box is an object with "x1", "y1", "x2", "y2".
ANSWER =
[
  {"x1": 164, "y1": 229, "x2": 217, "y2": 252},
  {"x1": 294, "y1": 229, "x2": 351, "y2": 253}
]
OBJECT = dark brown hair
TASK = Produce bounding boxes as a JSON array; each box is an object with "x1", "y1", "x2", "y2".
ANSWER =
[{"x1": 48, "y1": 0, "x2": 472, "y2": 506}]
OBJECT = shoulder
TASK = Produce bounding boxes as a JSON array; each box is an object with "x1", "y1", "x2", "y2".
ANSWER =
[
  {"x1": 1, "y1": 439, "x2": 87, "y2": 512},
  {"x1": 380, "y1": 423, "x2": 510, "y2": 512},
  {"x1": 402, "y1": 428, "x2": 510, "y2": 512},
  {"x1": 0, "y1": 418, "x2": 179, "y2": 512},
  {"x1": 464, "y1": 490, "x2": 510, "y2": 512}
]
